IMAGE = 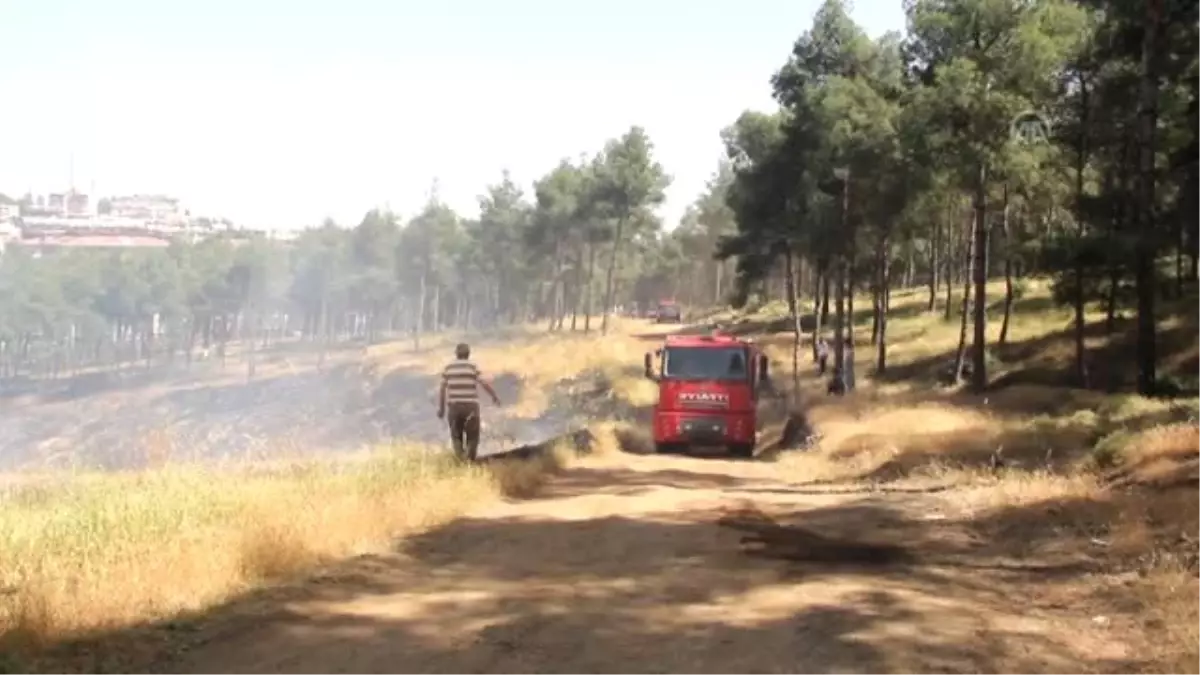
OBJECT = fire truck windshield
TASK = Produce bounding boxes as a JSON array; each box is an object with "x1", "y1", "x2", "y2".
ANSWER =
[{"x1": 662, "y1": 346, "x2": 749, "y2": 381}]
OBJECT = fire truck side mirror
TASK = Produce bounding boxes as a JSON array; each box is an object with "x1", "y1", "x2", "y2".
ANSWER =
[
  {"x1": 643, "y1": 352, "x2": 656, "y2": 380},
  {"x1": 758, "y1": 354, "x2": 769, "y2": 381}
]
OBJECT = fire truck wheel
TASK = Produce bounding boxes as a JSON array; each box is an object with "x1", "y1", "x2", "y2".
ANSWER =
[
  {"x1": 655, "y1": 442, "x2": 681, "y2": 455},
  {"x1": 730, "y1": 443, "x2": 755, "y2": 459}
]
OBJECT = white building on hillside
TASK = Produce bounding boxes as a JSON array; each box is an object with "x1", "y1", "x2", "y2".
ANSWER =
[{"x1": 107, "y1": 194, "x2": 185, "y2": 222}]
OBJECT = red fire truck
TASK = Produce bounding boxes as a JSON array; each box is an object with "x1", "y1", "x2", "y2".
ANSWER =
[
  {"x1": 642, "y1": 331, "x2": 770, "y2": 458},
  {"x1": 654, "y1": 299, "x2": 683, "y2": 324}
]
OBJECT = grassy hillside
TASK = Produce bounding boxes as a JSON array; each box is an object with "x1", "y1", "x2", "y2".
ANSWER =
[
  {"x1": 726, "y1": 278, "x2": 1199, "y2": 672},
  {"x1": 1, "y1": 288, "x2": 1195, "y2": 672},
  {"x1": 0, "y1": 325, "x2": 653, "y2": 664}
]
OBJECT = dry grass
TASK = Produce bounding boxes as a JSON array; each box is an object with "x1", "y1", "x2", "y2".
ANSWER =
[
  {"x1": 1135, "y1": 562, "x2": 1200, "y2": 674},
  {"x1": 1104, "y1": 422, "x2": 1199, "y2": 674},
  {"x1": 0, "y1": 316, "x2": 660, "y2": 660},
  {"x1": 773, "y1": 389, "x2": 1196, "y2": 671},
  {"x1": 368, "y1": 316, "x2": 661, "y2": 420},
  {"x1": 474, "y1": 323, "x2": 658, "y2": 418},
  {"x1": 739, "y1": 279, "x2": 1198, "y2": 672},
  {"x1": 0, "y1": 445, "x2": 573, "y2": 655}
]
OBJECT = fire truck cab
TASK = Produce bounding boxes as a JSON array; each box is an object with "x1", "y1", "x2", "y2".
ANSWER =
[
  {"x1": 643, "y1": 331, "x2": 770, "y2": 458},
  {"x1": 654, "y1": 300, "x2": 683, "y2": 324}
]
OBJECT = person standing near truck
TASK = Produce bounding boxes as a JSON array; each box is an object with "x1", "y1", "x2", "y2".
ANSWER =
[{"x1": 436, "y1": 342, "x2": 501, "y2": 461}]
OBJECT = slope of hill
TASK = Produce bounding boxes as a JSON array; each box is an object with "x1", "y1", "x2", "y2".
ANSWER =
[{"x1": 1, "y1": 285, "x2": 1196, "y2": 674}]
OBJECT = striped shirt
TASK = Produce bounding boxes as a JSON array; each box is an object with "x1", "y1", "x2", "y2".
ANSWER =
[{"x1": 442, "y1": 359, "x2": 482, "y2": 403}]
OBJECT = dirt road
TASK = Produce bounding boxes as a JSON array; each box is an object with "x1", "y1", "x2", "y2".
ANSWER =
[{"x1": 145, "y1": 451, "x2": 1133, "y2": 674}]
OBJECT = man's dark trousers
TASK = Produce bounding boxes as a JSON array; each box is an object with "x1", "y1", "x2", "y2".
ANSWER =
[{"x1": 447, "y1": 401, "x2": 481, "y2": 461}]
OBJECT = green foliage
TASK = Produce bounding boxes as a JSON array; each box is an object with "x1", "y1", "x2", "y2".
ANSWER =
[
  {"x1": 2, "y1": 0, "x2": 1193, "y2": 387},
  {"x1": 0, "y1": 127, "x2": 701, "y2": 376}
]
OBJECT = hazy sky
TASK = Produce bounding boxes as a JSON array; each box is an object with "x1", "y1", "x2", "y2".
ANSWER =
[{"x1": 1, "y1": 0, "x2": 905, "y2": 230}]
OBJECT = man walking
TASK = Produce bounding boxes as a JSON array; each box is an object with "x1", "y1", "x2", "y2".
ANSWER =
[
  {"x1": 815, "y1": 336, "x2": 830, "y2": 375},
  {"x1": 437, "y1": 342, "x2": 501, "y2": 461}
]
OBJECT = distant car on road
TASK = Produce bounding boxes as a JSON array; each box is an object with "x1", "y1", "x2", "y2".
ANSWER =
[{"x1": 655, "y1": 301, "x2": 682, "y2": 324}]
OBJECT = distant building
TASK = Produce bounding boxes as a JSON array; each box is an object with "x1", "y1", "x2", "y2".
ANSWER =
[
  {"x1": 35, "y1": 189, "x2": 91, "y2": 217},
  {"x1": 0, "y1": 188, "x2": 257, "y2": 251},
  {"x1": 108, "y1": 194, "x2": 185, "y2": 224},
  {"x1": 66, "y1": 191, "x2": 89, "y2": 216}
]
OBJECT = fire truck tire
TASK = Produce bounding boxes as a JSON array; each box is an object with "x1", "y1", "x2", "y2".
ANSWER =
[
  {"x1": 655, "y1": 442, "x2": 681, "y2": 454},
  {"x1": 730, "y1": 443, "x2": 755, "y2": 459}
]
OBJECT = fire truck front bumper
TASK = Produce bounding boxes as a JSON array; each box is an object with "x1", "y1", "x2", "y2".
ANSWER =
[{"x1": 653, "y1": 412, "x2": 755, "y2": 445}]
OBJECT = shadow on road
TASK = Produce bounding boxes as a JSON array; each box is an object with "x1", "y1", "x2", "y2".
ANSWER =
[{"x1": 28, "y1": 463, "x2": 1146, "y2": 674}]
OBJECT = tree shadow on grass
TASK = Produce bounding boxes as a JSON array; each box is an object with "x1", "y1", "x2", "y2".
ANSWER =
[
  {"x1": 775, "y1": 382, "x2": 1196, "y2": 515},
  {"x1": 849, "y1": 298, "x2": 931, "y2": 330},
  {"x1": 872, "y1": 307, "x2": 1198, "y2": 395},
  {"x1": 810, "y1": 415, "x2": 1109, "y2": 483},
  {"x1": 22, "y1": 465, "x2": 1150, "y2": 674}
]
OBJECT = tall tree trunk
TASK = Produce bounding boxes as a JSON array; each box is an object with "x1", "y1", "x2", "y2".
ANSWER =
[
  {"x1": 871, "y1": 284, "x2": 881, "y2": 346},
  {"x1": 246, "y1": 306, "x2": 258, "y2": 381},
  {"x1": 944, "y1": 206, "x2": 955, "y2": 321},
  {"x1": 1073, "y1": 74, "x2": 1091, "y2": 386},
  {"x1": 432, "y1": 283, "x2": 441, "y2": 335},
  {"x1": 493, "y1": 273, "x2": 504, "y2": 326},
  {"x1": 1105, "y1": 265, "x2": 1121, "y2": 334},
  {"x1": 784, "y1": 247, "x2": 802, "y2": 396},
  {"x1": 820, "y1": 259, "x2": 831, "y2": 324},
  {"x1": 812, "y1": 262, "x2": 825, "y2": 362},
  {"x1": 713, "y1": 260, "x2": 724, "y2": 305},
  {"x1": 846, "y1": 244, "x2": 856, "y2": 393},
  {"x1": 1133, "y1": 0, "x2": 1161, "y2": 395},
  {"x1": 570, "y1": 247, "x2": 584, "y2": 331},
  {"x1": 953, "y1": 210, "x2": 976, "y2": 384},
  {"x1": 833, "y1": 254, "x2": 847, "y2": 380},
  {"x1": 549, "y1": 267, "x2": 562, "y2": 331},
  {"x1": 970, "y1": 165, "x2": 989, "y2": 391},
  {"x1": 877, "y1": 228, "x2": 892, "y2": 374},
  {"x1": 1175, "y1": 221, "x2": 1185, "y2": 299},
  {"x1": 550, "y1": 243, "x2": 566, "y2": 332},
  {"x1": 414, "y1": 270, "x2": 426, "y2": 351},
  {"x1": 871, "y1": 236, "x2": 884, "y2": 346},
  {"x1": 834, "y1": 174, "x2": 853, "y2": 393},
  {"x1": 999, "y1": 185, "x2": 1014, "y2": 346},
  {"x1": 583, "y1": 242, "x2": 597, "y2": 333},
  {"x1": 929, "y1": 216, "x2": 941, "y2": 312},
  {"x1": 1106, "y1": 138, "x2": 1132, "y2": 334},
  {"x1": 556, "y1": 273, "x2": 568, "y2": 331},
  {"x1": 600, "y1": 218, "x2": 626, "y2": 336}
]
